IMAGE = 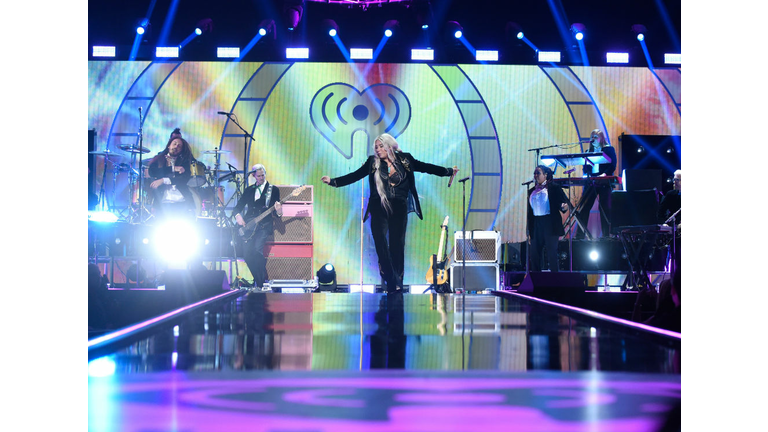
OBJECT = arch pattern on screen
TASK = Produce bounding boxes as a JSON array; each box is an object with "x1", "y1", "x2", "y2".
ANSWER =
[{"x1": 429, "y1": 65, "x2": 502, "y2": 231}]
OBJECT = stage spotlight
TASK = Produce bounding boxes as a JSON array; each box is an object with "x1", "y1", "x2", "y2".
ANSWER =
[
  {"x1": 631, "y1": 24, "x2": 647, "y2": 42},
  {"x1": 88, "y1": 210, "x2": 118, "y2": 223},
  {"x1": 195, "y1": 28, "x2": 202, "y2": 35},
  {"x1": 570, "y1": 23, "x2": 586, "y2": 41},
  {"x1": 258, "y1": 19, "x2": 275, "y2": 38},
  {"x1": 283, "y1": 0, "x2": 304, "y2": 31},
  {"x1": 322, "y1": 19, "x2": 338, "y2": 37},
  {"x1": 383, "y1": 20, "x2": 399, "y2": 37},
  {"x1": 316, "y1": 263, "x2": 337, "y2": 292},
  {"x1": 411, "y1": 48, "x2": 434, "y2": 61},
  {"x1": 538, "y1": 51, "x2": 561, "y2": 62},
  {"x1": 217, "y1": 47, "x2": 240, "y2": 58},
  {"x1": 415, "y1": 1, "x2": 433, "y2": 29},
  {"x1": 154, "y1": 218, "x2": 199, "y2": 265},
  {"x1": 505, "y1": 22, "x2": 524, "y2": 41},
  {"x1": 446, "y1": 21, "x2": 463, "y2": 39},
  {"x1": 589, "y1": 250, "x2": 599, "y2": 261},
  {"x1": 137, "y1": 26, "x2": 146, "y2": 35},
  {"x1": 637, "y1": 146, "x2": 644, "y2": 153}
]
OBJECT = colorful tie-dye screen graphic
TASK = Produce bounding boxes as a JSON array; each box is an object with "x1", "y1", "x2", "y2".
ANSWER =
[{"x1": 88, "y1": 61, "x2": 680, "y2": 285}]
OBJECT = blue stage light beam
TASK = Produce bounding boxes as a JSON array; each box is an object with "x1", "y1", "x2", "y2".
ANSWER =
[
  {"x1": 639, "y1": 38, "x2": 655, "y2": 69},
  {"x1": 157, "y1": 0, "x2": 181, "y2": 47},
  {"x1": 519, "y1": 35, "x2": 539, "y2": 53},
  {"x1": 577, "y1": 38, "x2": 589, "y2": 66},
  {"x1": 178, "y1": 30, "x2": 199, "y2": 50},
  {"x1": 654, "y1": 0, "x2": 681, "y2": 51},
  {"x1": 235, "y1": 33, "x2": 264, "y2": 62}
]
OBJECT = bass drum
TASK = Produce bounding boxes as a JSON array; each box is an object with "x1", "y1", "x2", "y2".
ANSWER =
[
  {"x1": 188, "y1": 160, "x2": 208, "y2": 187},
  {"x1": 190, "y1": 186, "x2": 222, "y2": 218}
]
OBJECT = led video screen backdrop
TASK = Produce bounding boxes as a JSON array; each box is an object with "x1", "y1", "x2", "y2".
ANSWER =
[{"x1": 88, "y1": 61, "x2": 680, "y2": 285}]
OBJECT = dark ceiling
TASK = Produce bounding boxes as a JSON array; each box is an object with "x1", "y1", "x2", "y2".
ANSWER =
[{"x1": 88, "y1": 0, "x2": 681, "y2": 65}]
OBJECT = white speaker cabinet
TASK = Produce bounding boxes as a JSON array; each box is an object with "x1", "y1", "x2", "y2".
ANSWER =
[
  {"x1": 450, "y1": 262, "x2": 500, "y2": 291},
  {"x1": 453, "y1": 231, "x2": 501, "y2": 263}
]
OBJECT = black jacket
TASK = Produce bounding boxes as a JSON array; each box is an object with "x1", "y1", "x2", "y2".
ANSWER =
[
  {"x1": 583, "y1": 145, "x2": 617, "y2": 177},
  {"x1": 330, "y1": 152, "x2": 454, "y2": 221},
  {"x1": 527, "y1": 182, "x2": 569, "y2": 237},
  {"x1": 233, "y1": 181, "x2": 281, "y2": 231}
]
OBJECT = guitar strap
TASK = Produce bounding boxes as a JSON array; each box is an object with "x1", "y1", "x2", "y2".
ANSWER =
[{"x1": 263, "y1": 184, "x2": 273, "y2": 209}]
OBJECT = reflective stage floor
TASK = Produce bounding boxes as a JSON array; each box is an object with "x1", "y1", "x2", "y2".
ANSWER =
[{"x1": 88, "y1": 291, "x2": 680, "y2": 432}]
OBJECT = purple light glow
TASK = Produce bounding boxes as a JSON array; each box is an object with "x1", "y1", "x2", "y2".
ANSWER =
[
  {"x1": 88, "y1": 290, "x2": 240, "y2": 348},
  {"x1": 504, "y1": 292, "x2": 681, "y2": 339}
]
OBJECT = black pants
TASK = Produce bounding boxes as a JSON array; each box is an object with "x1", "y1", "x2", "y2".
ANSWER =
[
  {"x1": 576, "y1": 184, "x2": 612, "y2": 238},
  {"x1": 369, "y1": 199, "x2": 408, "y2": 292},
  {"x1": 530, "y1": 215, "x2": 560, "y2": 272},
  {"x1": 243, "y1": 227, "x2": 269, "y2": 287}
]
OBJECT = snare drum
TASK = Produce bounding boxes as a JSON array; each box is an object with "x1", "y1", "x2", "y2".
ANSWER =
[{"x1": 188, "y1": 160, "x2": 208, "y2": 187}]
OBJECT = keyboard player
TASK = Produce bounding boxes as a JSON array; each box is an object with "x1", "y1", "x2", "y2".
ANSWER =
[{"x1": 575, "y1": 128, "x2": 617, "y2": 239}]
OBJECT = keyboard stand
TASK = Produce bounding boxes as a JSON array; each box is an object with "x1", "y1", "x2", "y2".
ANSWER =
[{"x1": 617, "y1": 226, "x2": 672, "y2": 291}]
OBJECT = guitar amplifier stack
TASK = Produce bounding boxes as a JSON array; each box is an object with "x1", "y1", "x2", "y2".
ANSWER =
[
  {"x1": 450, "y1": 231, "x2": 501, "y2": 291},
  {"x1": 265, "y1": 185, "x2": 315, "y2": 283}
]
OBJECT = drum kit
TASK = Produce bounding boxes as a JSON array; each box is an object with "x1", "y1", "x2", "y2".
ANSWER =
[{"x1": 90, "y1": 144, "x2": 245, "y2": 225}]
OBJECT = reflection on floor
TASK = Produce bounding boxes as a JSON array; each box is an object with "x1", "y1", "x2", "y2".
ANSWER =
[{"x1": 88, "y1": 292, "x2": 680, "y2": 431}]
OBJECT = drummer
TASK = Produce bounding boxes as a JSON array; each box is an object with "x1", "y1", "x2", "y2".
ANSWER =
[{"x1": 146, "y1": 130, "x2": 196, "y2": 221}]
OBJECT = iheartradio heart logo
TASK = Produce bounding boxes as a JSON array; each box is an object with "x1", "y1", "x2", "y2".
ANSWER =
[{"x1": 309, "y1": 83, "x2": 411, "y2": 159}]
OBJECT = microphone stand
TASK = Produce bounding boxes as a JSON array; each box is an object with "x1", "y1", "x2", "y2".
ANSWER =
[
  {"x1": 664, "y1": 208, "x2": 681, "y2": 275},
  {"x1": 563, "y1": 168, "x2": 576, "y2": 272},
  {"x1": 521, "y1": 180, "x2": 533, "y2": 276},
  {"x1": 528, "y1": 144, "x2": 559, "y2": 168},
  {"x1": 134, "y1": 107, "x2": 146, "y2": 225},
  {"x1": 222, "y1": 112, "x2": 252, "y2": 190},
  {"x1": 458, "y1": 177, "x2": 470, "y2": 294}
]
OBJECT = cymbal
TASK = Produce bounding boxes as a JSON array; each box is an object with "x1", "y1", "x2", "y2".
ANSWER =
[
  {"x1": 89, "y1": 149, "x2": 123, "y2": 158},
  {"x1": 119, "y1": 144, "x2": 151, "y2": 154},
  {"x1": 200, "y1": 148, "x2": 232, "y2": 155}
]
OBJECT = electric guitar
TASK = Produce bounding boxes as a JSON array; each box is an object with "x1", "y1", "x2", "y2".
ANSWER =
[
  {"x1": 237, "y1": 185, "x2": 307, "y2": 241},
  {"x1": 425, "y1": 216, "x2": 450, "y2": 285}
]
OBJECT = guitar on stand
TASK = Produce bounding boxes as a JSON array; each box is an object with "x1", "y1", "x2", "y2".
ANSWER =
[
  {"x1": 237, "y1": 185, "x2": 308, "y2": 241},
  {"x1": 426, "y1": 216, "x2": 452, "y2": 293}
]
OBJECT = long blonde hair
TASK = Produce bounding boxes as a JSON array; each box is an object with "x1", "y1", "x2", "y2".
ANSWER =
[
  {"x1": 372, "y1": 133, "x2": 401, "y2": 214},
  {"x1": 589, "y1": 128, "x2": 609, "y2": 151}
]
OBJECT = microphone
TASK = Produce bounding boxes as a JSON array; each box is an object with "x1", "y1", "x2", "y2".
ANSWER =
[
  {"x1": 458, "y1": 176, "x2": 470, "y2": 183},
  {"x1": 227, "y1": 162, "x2": 237, "y2": 171},
  {"x1": 138, "y1": 107, "x2": 142, "y2": 113},
  {"x1": 447, "y1": 166, "x2": 458, "y2": 187},
  {"x1": 521, "y1": 180, "x2": 534, "y2": 186},
  {"x1": 217, "y1": 111, "x2": 231, "y2": 116},
  {"x1": 564, "y1": 168, "x2": 575, "y2": 174}
]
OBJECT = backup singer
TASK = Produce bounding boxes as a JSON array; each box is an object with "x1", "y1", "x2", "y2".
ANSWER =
[
  {"x1": 528, "y1": 165, "x2": 569, "y2": 272},
  {"x1": 233, "y1": 164, "x2": 282, "y2": 289},
  {"x1": 147, "y1": 135, "x2": 196, "y2": 220},
  {"x1": 321, "y1": 133, "x2": 459, "y2": 293},
  {"x1": 575, "y1": 128, "x2": 617, "y2": 239}
]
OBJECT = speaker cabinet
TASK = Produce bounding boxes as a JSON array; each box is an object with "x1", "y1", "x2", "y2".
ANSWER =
[
  {"x1": 160, "y1": 269, "x2": 230, "y2": 300},
  {"x1": 454, "y1": 231, "x2": 501, "y2": 263},
  {"x1": 501, "y1": 242, "x2": 526, "y2": 271},
  {"x1": 518, "y1": 272, "x2": 587, "y2": 297},
  {"x1": 450, "y1": 263, "x2": 500, "y2": 291},
  {"x1": 271, "y1": 203, "x2": 313, "y2": 243},
  {"x1": 610, "y1": 190, "x2": 659, "y2": 232},
  {"x1": 265, "y1": 244, "x2": 314, "y2": 280}
]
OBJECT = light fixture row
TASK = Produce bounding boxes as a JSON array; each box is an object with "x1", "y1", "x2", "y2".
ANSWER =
[{"x1": 91, "y1": 45, "x2": 681, "y2": 65}]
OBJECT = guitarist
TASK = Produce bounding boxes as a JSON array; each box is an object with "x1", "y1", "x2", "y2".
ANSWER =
[{"x1": 233, "y1": 164, "x2": 282, "y2": 289}]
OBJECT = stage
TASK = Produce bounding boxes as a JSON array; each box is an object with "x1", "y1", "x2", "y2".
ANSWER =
[{"x1": 88, "y1": 289, "x2": 680, "y2": 432}]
